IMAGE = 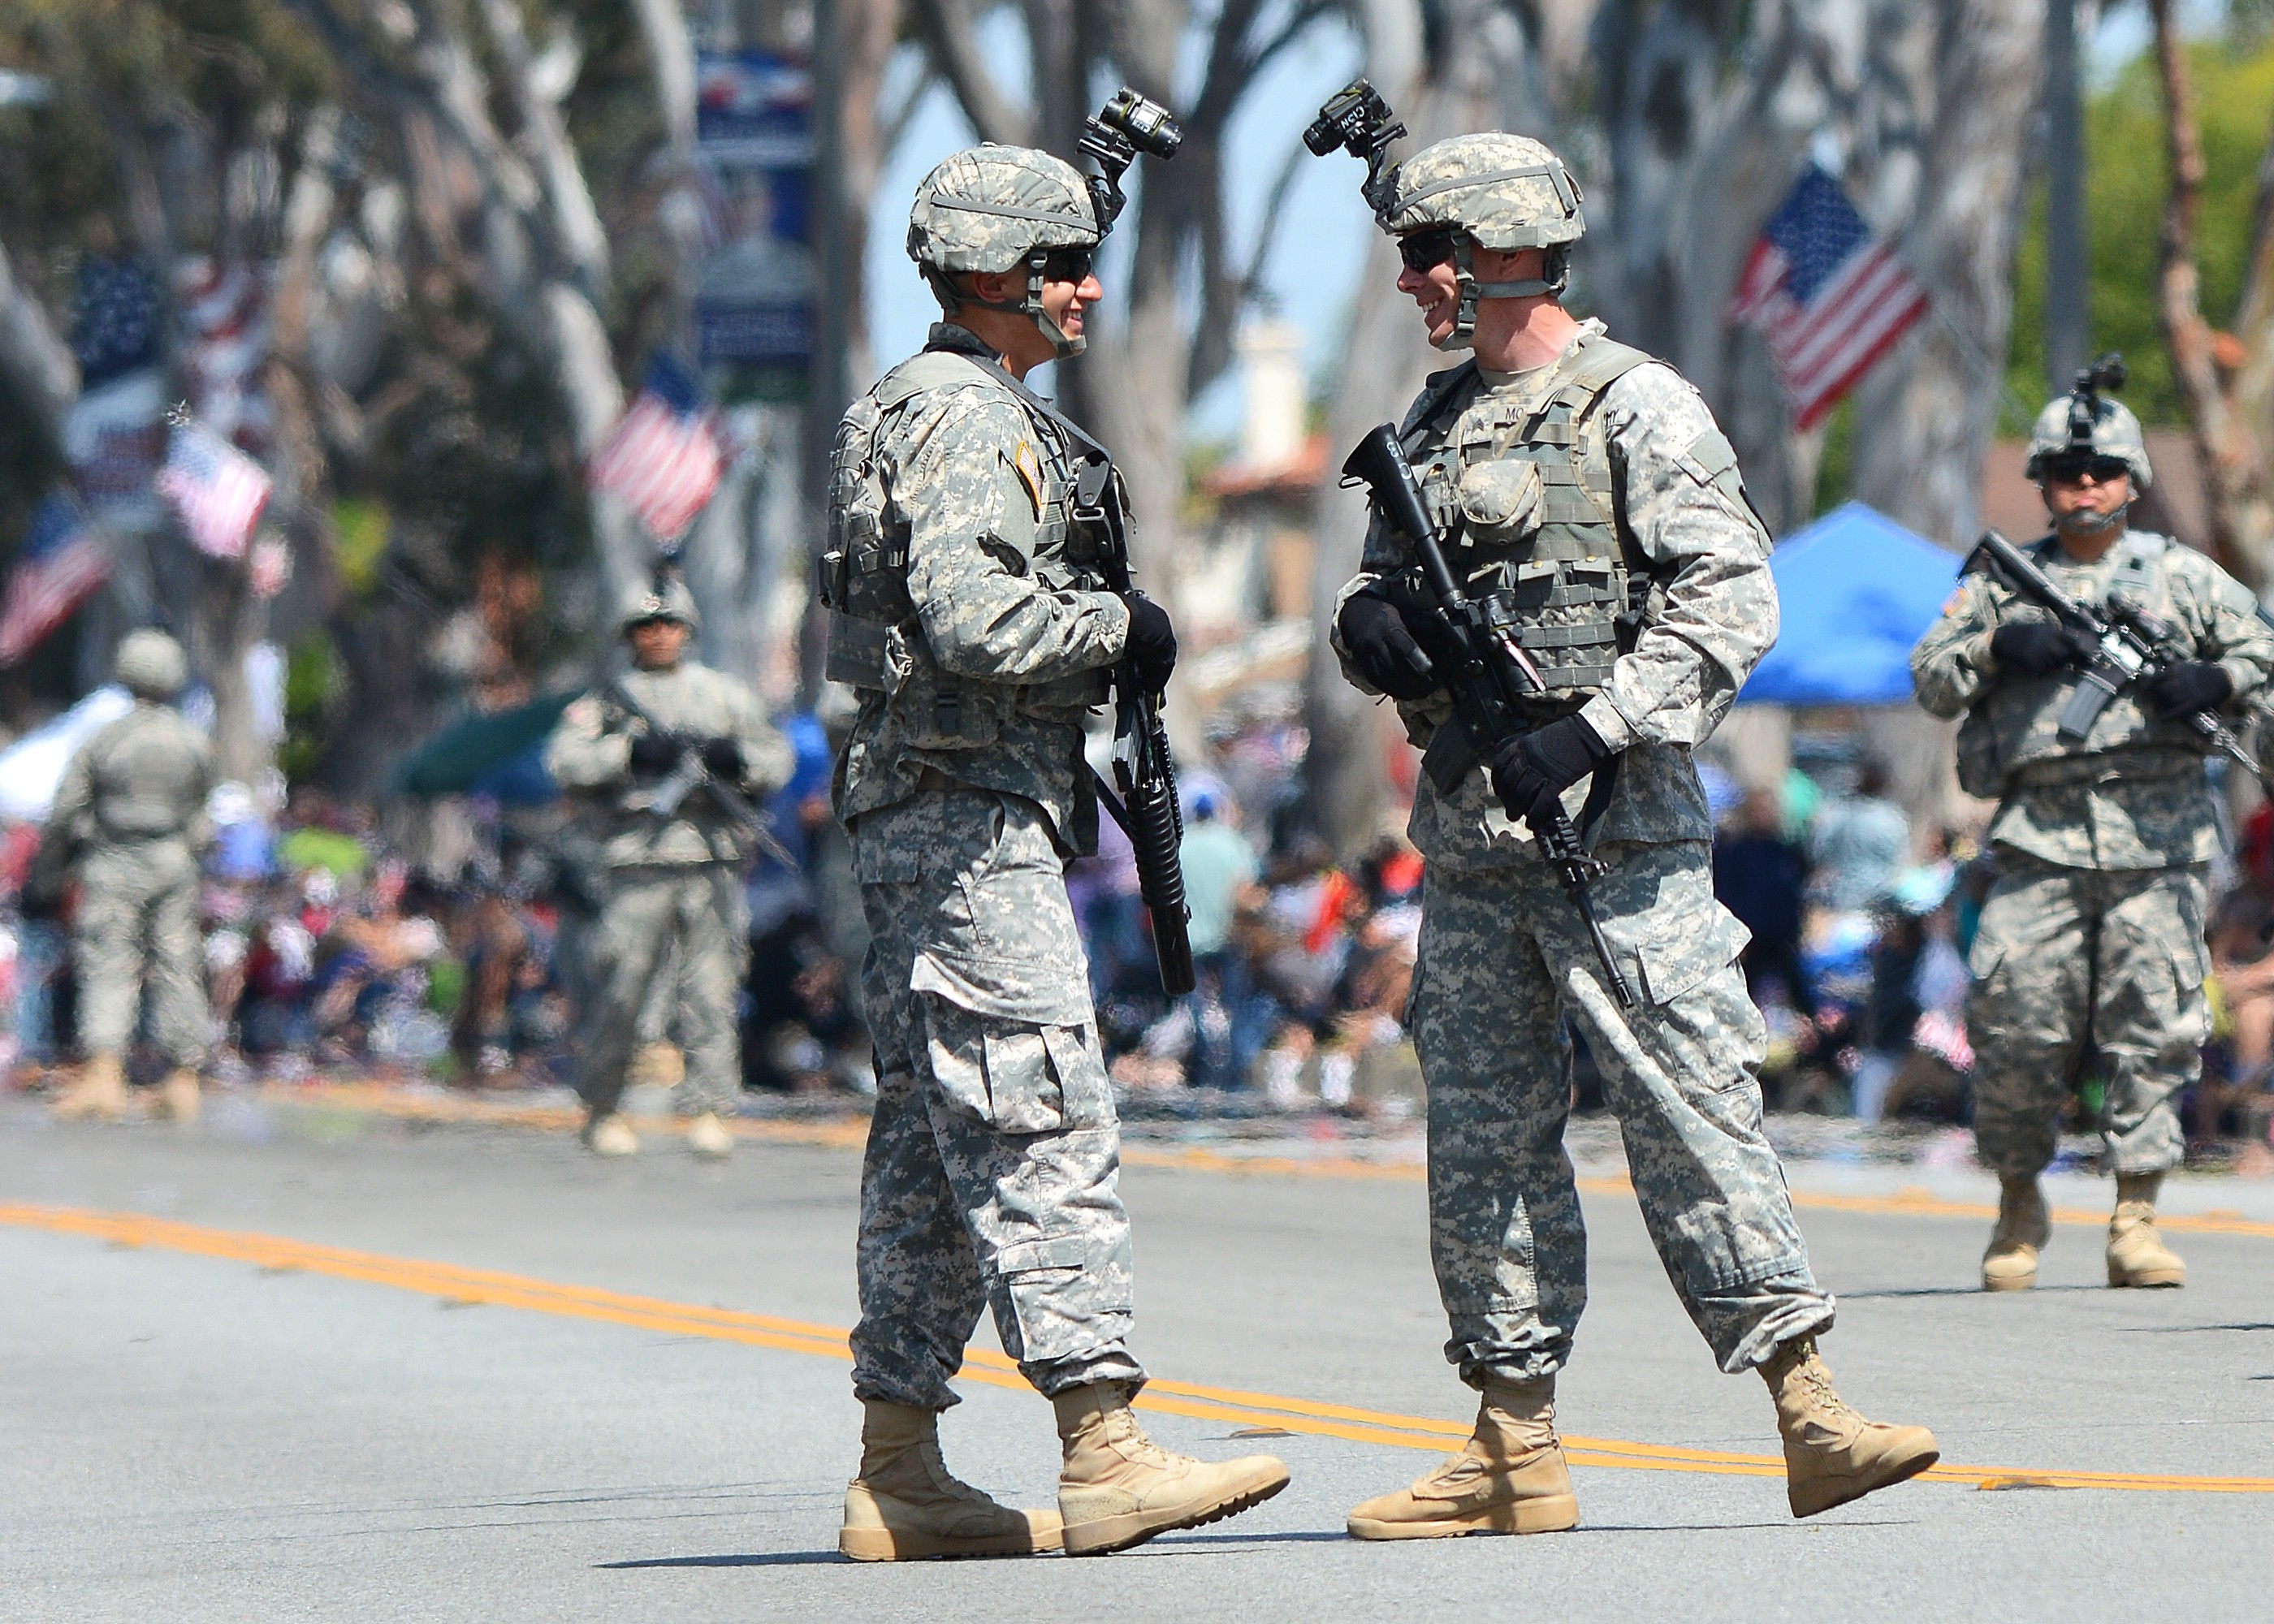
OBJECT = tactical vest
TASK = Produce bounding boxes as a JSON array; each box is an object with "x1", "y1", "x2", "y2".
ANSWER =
[
  {"x1": 1954, "y1": 530, "x2": 2186, "y2": 797},
  {"x1": 1407, "y1": 333, "x2": 1657, "y2": 704},
  {"x1": 820, "y1": 346, "x2": 1113, "y2": 732}
]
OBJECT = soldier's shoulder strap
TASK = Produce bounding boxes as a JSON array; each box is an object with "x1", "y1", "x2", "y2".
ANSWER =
[
  {"x1": 1550, "y1": 334, "x2": 1658, "y2": 417},
  {"x1": 1399, "y1": 360, "x2": 1480, "y2": 443}
]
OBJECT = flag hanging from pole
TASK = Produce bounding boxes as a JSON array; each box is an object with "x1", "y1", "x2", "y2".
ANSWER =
[
  {"x1": 588, "y1": 353, "x2": 725, "y2": 542},
  {"x1": 158, "y1": 416, "x2": 272, "y2": 559},
  {"x1": 1725, "y1": 165, "x2": 1930, "y2": 430},
  {"x1": 0, "y1": 490, "x2": 112, "y2": 666}
]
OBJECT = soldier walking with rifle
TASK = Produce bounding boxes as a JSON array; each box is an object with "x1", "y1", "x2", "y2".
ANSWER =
[
  {"x1": 821, "y1": 100, "x2": 1286, "y2": 1563},
  {"x1": 1312, "y1": 96, "x2": 1937, "y2": 1538},
  {"x1": 544, "y1": 574, "x2": 792, "y2": 1159},
  {"x1": 1913, "y1": 359, "x2": 2274, "y2": 1292}
]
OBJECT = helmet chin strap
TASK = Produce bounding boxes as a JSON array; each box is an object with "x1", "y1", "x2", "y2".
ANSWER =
[
  {"x1": 936, "y1": 250, "x2": 1086, "y2": 360},
  {"x1": 2057, "y1": 500, "x2": 2129, "y2": 540},
  {"x1": 1437, "y1": 237, "x2": 1570, "y2": 350}
]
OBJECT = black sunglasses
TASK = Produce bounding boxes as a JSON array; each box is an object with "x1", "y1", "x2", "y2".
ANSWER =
[
  {"x1": 2042, "y1": 453, "x2": 2131, "y2": 485},
  {"x1": 1037, "y1": 247, "x2": 1095, "y2": 283},
  {"x1": 1398, "y1": 229, "x2": 1461, "y2": 274}
]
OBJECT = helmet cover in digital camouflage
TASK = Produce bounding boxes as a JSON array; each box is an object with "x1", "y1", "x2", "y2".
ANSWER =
[
  {"x1": 2025, "y1": 393, "x2": 2153, "y2": 491},
  {"x1": 114, "y1": 628, "x2": 188, "y2": 699},
  {"x1": 619, "y1": 575, "x2": 701, "y2": 637},
  {"x1": 906, "y1": 145, "x2": 1101, "y2": 358},
  {"x1": 1384, "y1": 133, "x2": 1585, "y2": 348}
]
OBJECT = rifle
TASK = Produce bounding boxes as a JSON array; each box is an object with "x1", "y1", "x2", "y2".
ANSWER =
[
  {"x1": 1080, "y1": 459, "x2": 1196, "y2": 998},
  {"x1": 602, "y1": 676, "x2": 802, "y2": 870},
  {"x1": 1966, "y1": 528, "x2": 2265, "y2": 786},
  {"x1": 1342, "y1": 424, "x2": 1636, "y2": 1007}
]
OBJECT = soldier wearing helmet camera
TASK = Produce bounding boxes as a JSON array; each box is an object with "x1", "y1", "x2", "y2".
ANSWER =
[
  {"x1": 1913, "y1": 368, "x2": 2274, "y2": 1293},
  {"x1": 44, "y1": 629, "x2": 216, "y2": 1126},
  {"x1": 1330, "y1": 132, "x2": 1938, "y2": 1539},
  {"x1": 823, "y1": 142, "x2": 1285, "y2": 1562},
  {"x1": 543, "y1": 576, "x2": 790, "y2": 1160}
]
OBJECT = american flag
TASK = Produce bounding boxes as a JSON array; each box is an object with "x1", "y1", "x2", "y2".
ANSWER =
[
  {"x1": 158, "y1": 417, "x2": 272, "y2": 560},
  {"x1": 1725, "y1": 165, "x2": 1930, "y2": 430},
  {"x1": 0, "y1": 492, "x2": 112, "y2": 666},
  {"x1": 588, "y1": 353, "x2": 725, "y2": 542}
]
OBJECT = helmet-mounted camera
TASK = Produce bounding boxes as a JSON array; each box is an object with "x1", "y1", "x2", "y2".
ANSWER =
[
  {"x1": 2066, "y1": 352, "x2": 2127, "y2": 451},
  {"x1": 1303, "y1": 79, "x2": 1407, "y2": 218},
  {"x1": 1080, "y1": 87, "x2": 1182, "y2": 235}
]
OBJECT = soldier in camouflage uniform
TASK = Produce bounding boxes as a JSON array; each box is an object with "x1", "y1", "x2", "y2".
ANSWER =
[
  {"x1": 543, "y1": 577, "x2": 790, "y2": 1160},
  {"x1": 46, "y1": 630, "x2": 216, "y2": 1125},
  {"x1": 1912, "y1": 381, "x2": 2273, "y2": 1291},
  {"x1": 1331, "y1": 134, "x2": 1938, "y2": 1536},
  {"x1": 825, "y1": 144, "x2": 1287, "y2": 1561}
]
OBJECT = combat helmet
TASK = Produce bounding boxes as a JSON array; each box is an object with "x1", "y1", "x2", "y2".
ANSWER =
[
  {"x1": 618, "y1": 574, "x2": 700, "y2": 637},
  {"x1": 2025, "y1": 353, "x2": 2152, "y2": 492},
  {"x1": 1384, "y1": 132, "x2": 1585, "y2": 349},
  {"x1": 114, "y1": 628, "x2": 187, "y2": 700},
  {"x1": 907, "y1": 145, "x2": 1102, "y2": 359}
]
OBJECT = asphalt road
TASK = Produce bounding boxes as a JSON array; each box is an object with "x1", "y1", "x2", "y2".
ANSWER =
[{"x1": 6, "y1": 1091, "x2": 2273, "y2": 1623}]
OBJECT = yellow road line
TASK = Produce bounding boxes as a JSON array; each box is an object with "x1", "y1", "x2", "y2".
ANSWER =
[
  {"x1": 257, "y1": 1082, "x2": 2274, "y2": 1240},
  {"x1": 6, "y1": 1201, "x2": 2269, "y2": 1497}
]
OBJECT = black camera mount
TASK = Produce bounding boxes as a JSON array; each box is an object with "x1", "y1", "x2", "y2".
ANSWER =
[
  {"x1": 1080, "y1": 87, "x2": 1182, "y2": 234},
  {"x1": 1303, "y1": 78, "x2": 1407, "y2": 217}
]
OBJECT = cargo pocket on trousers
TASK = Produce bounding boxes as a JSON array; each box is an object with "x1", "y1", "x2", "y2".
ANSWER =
[
  {"x1": 1634, "y1": 909, "x2": 1750, "y2": 1007},
  {"x1": 911, "y1": 954, "x2": 1112, "y2": 1134}
]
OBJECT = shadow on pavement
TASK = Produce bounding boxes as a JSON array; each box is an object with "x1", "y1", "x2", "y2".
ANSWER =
[
  {"x1": 2129, "y1": 1322, "x2": 2274, "y2": 1334},
  {"x1": 1836, "y1": 1285, "x2": 2102, "y2": 1299},
  {"x1": 599, "y1": 1552, "x2": 845, "y2": 1569}
]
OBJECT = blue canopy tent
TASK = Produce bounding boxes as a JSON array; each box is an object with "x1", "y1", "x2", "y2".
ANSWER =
[{"x1": 1739, "y1": 501, "x2": 1962, "y2": 706}]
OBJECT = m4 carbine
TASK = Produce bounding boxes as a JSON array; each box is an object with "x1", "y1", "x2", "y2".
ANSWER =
[
  {"x1": 1342, "y1": 424, "x2": 1636, "y2": 1007},
  {"x1": 1967, "y1": 528, "x2": 2265, "y2": 785}
]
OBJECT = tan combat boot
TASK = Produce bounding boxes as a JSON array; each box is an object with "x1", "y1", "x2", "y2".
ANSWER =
[
  {"x1": 685, "y1": 1111, "x2": 733, "y2": 1160},
  {"x1": 51, "y1": 1054, "x2": 128, "y2": 1123},
  {"x1": 581, "y1": 1111, "x2": 638, "y2": 1156},
  {"x1": 1053, "y1": 1382, "x2": 1290, "y2": 1556},
  {"x1": 2106, "y1": 1172, "x2": 2186, "y2": 1288},
  {"x1": 1982, "y1": 1174, "x2": 2051, "y2": 1291},
  {"x1": 1347, "y1": 1374, "x2": 1578, "y2": 1540},
  {"x1": 838, "y1": 1399, "x2": 1061, "y2": 1561},
  {"x1": 1760, "y1": 1337, "x2": 1939, "y2": 1518},
  {"x1": 148, "y1": 1068, "x2": 201, "y2": 1125}
]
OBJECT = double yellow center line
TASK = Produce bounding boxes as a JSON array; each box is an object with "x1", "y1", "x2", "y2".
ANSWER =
[{"x1": 7, "y1": 1200, "x2": 2268, "y2": 1497}]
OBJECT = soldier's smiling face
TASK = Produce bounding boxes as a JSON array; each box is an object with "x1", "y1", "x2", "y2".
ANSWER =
[
  {"x1": 628, "y1": 618, "x2": 689, "y2": 669},
  {"x1": 961, "y1": 259, "x2": 1105, "y2": 374},
  {"x1": 1394, "y1": 237, "x2": 1545, "y2": 348}
]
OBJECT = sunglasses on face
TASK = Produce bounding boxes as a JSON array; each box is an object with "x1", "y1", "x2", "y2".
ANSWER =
[
  {"x1": 1398, "y1": 229, "x2": 1461, "y2": 274},
  {"x1": 1037, "y1": 247, "x2": 1095, "y2": 284},
  {"x1": 2042, "y1": 454, "x2": 2130, "y2": 485}
]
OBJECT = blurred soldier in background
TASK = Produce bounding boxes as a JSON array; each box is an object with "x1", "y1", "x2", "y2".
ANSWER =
[
  {"x1": 544, "y1": 577, "x2": 789, "y2": 1159},
  {"x1": 1913, "y1": 379, "x2": 2274, "y2": 1291},
  {"x1": 824, "y1": 144, "x2": 1286, "y2": 1562},
  {"x1": 45, "y1": 629, "x2": 216, "y2": 1125},
  {"x1": 1332, "y1": 132, "x2": 1938, "y2": 1538}
]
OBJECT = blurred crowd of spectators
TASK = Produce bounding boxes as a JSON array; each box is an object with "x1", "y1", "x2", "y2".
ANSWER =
[{"x1": 5, "y1": 704, "x2": 2272, "y2": 1165}]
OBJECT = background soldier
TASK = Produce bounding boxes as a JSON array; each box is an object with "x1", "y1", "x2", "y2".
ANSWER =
[
  {"x1": 825, "y1": 144, "x2": 1286, "y2": 1561},
  {"x1": 45, "y1": 629, "x2": 216, "y2": 1125},
  {"x1": 1912, "y1": 378, "x2": 2273, "y2": 1291},
  {"x1": 1331, "y1": 132, "x2": 1937, "y2": 1536},
  {"x1": 543, "y1": 578, "x2": 789, "y2": 1159}
]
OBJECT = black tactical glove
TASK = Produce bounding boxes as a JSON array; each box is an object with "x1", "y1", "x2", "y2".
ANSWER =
[
  {"x1": 1989, "y1": 620, "x2": 2097, "y2": 676},
  {"x1": 2144, "y1": 659, "x2": 2233, "y2": 720},
  {"x1": 1120, "y1": 592, "x2": 1178, "y2": 692},
  {"x1": 1488, "y1": 713, "x2": 1614, "y2": 828},
  {"x1": 628, "y1": 729, "x2": 684, "y2": 773},
  {"x1": 1338, "y1": 586, "x2": 1438, "y2": 701},
  {"x1": 701, "y1": 736, "x2": 745, "y2": 779}
]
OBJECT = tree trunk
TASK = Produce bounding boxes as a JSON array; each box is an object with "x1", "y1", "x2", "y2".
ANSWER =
[
  {"x1": 0, "y1": 238, "x2": 76, "y2": 447},
  {"x1": 2151, "y1": 0, "x2": 2274, "y2": 590}
]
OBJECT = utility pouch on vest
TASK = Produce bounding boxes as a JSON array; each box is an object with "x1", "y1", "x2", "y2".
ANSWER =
[{"x1": 1954, "y1": 708, "x2": 2003, "y2": 798}]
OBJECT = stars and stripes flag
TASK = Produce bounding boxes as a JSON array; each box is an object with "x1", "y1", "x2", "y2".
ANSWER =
[
  {"x1": 158, "y1": 415, "x2": 272, "y2": 560},
  {"x1": 0, "y1": 491, "x2": 112, "y2": 666},
  {"x1": 588, "y1": 353, "x2": 725, "y2": 542},
  {"x1": 1725, "y1": 165, "x2": 1930, "y2": 430}
]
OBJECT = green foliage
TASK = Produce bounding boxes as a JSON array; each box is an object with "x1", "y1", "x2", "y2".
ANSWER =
[
  {"x1": 2004, "y1": 36, "x2": 2274, "y2": 430},
  {"x1": 279, "y1": 628, "x2": 342, "y2": 784},
  {"x1": 330, "y1": 499, "x2": 389, "y2": 597},
  {"x1": 1811, "y1": 395, "x2": 1856, "y2": 519}
]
